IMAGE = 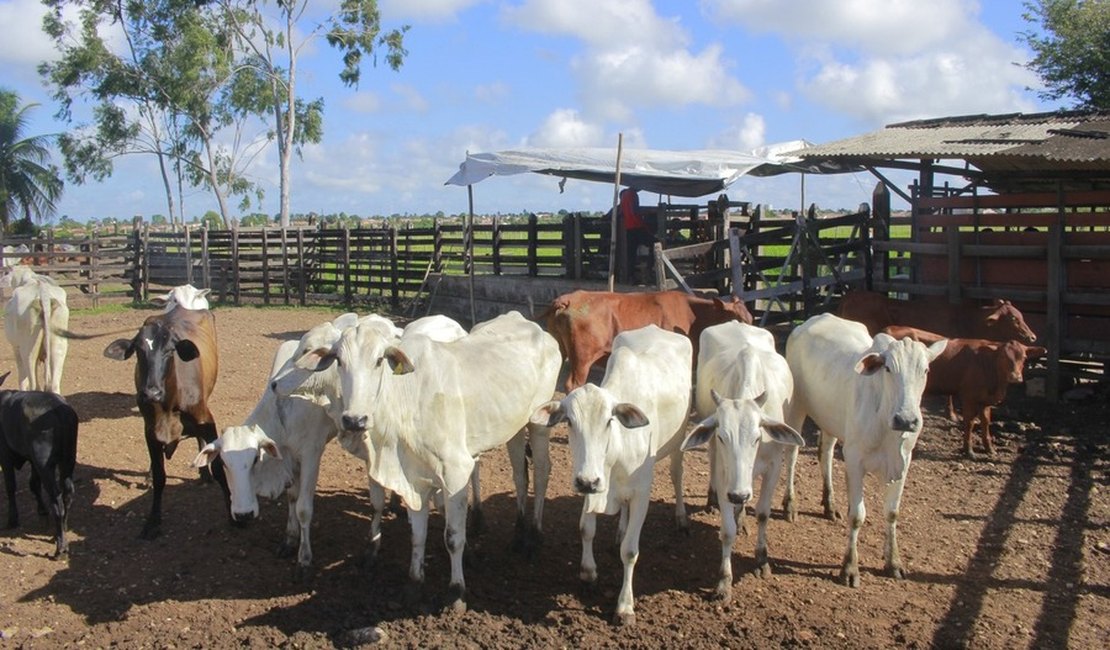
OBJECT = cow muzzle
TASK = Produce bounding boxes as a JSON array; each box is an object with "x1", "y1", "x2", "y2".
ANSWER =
[
  {"x1": 231, "y1": 510, "x2": 258, "y2": 526},
  {"x1": 342, "y1": 414, "x2": 369, "y2": 433},
  {"x1": 891, "y1": 414, "x2": 920, "y2": 432},
  {"x1": 573, "y1": 475, "x2": 602, "y2": 495},
  {"x1": 727, "y1": 490, "x2": 752, "y2": 506}
]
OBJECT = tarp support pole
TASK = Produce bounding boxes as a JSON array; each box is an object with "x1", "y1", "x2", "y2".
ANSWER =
[{"x1": 607, "y1": 133, "x2": 624, "y2": 291}]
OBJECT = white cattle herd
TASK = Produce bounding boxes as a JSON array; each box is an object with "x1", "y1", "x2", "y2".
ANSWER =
[{"x1": 2, "y1": 276, "x2": 966, "y2": 624}]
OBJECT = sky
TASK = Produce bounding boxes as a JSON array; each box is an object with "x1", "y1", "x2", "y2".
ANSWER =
[{"x1": 0, "y1": 0, "x2": 1063, "y2": 223}]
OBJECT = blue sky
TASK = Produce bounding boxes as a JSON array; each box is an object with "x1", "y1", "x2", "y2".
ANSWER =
[{"x1": 0, "y1": 0, "x2": 1061, "y2": 223}]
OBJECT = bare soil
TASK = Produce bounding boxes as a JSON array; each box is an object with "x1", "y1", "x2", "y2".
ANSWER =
[{"x1": 0, "y1": 305, "x2": 1106, "y2": 649}]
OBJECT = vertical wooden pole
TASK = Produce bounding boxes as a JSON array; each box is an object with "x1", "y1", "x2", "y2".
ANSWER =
[
  {"x1": 608, "y1": 133, "x2": 624, "y2": 291},
  {"x1": 527, "y1": 212, "x2": 539, "y2": 276},
  {"x1": 89, "y1": 232, "x2": 101, "y2": 308},
  {"x1": 141, "y1": 222, "x2": 151, "y2": 303},
  {"x1": 200, "y1": 226, "x2": 210, "y2": 291},
  {"x1": 343, "y1": 227, "x2": 352, "y2": 306},
  {"x1": 231, "y1": 221, "x2": 241, "y2": 306},
  {"x1": 390, "y1": 225, "x2": 400, "y2": 308},
  {"x1": 184, "y1": 226, "x2": 193, "y2": 286},
  {"x1": 728, "y1": 228, "x2": 744, "y2": 300},
  {"x1": 467, "y1": 184, "x2": 476, "y2": 326},
  {"x1": 261, "y1": 227, "x2": 271, "y2": 305},
  {"x1": 1045, "y1": 187, "x2": 1064, "y2": 402},
  {"x1": 297, "y1": 228, "x2": 307, "y2": 306},
  {"x1": 492, "y1": 216, "x2": 502, "y2": 275},
  {"x1": 281, "y1": 227, "x2": 290, "y2": 305},
  {"x1": 947, "y1": 226, "x2": 961, "y2": 303},
  {"x1": 572, "y1": 213, "x2": 583, "y2": 280}
]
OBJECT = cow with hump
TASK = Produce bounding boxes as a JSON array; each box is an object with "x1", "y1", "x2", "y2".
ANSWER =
[
  {"x1": 3, "y1": 266, "x2": 70, "y2": 394},
  {"x1": 296, "y1": 310, "x2": 561, "y2": 612},
  {"x1": 881, "y1": 325, "x2": 1047, "y2": 459},
  {"x1": 530, "y1": 325, "x2": 693, "y2": 626},
  {"x1": 0, "y1": 371, "x2": 79, "y2": 558},
  {"x1": 104, "y1": 305, "x2": 229, "y2": 539},
  {"x1": 681, "y1": 321, "x2": 804, "y2": 599},
  {"x1": 543, "y1": 289, "x2": 752, "y2": 391},
  {"x1": 785, "y1": 313, "x2": 947, "y2": 587}
]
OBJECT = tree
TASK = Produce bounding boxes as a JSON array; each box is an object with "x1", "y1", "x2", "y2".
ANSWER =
[
  {"x1": 1022, "y1": 0, "x2": 1110, "y2": 109},
  {"x1": 216, "y1": 0, "x2": 407, "y2": 227},
  {"x1": 0, "y1": 90, "x2": 64, "y2": 232},
  {"x1": 41, "y1": 0, "x2": 267, "y2": 228}
]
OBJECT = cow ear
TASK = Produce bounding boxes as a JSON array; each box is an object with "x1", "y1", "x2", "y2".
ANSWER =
[
  {"x1": 192, "y1": 441, "x2": 221, "y2": 468},
  {"x1": 383, "y1": 346, "x2": 415, "y2": 375},
  {"x1": 104, "y1": 338, "x2": 136, "y2": 360},
  {"x1": 754, "y1": 391, "x2": 769, "y2": 408},
  {"x1": 681, "y1": 417, "x2": 717, "y2": 451},
  {"x1": 197, "y1": 288, "x2": 212, "y2": 299},
  {"x1": 530, "y1": 400, "x2": 566, "y2": 427},
  {"x1": 760, "y1": 418, "x2": 805, "y2": 447},
  {"x1": 854, "y1": 352, "x2": 884, "y2": 375},
  {"x1": 925, "y1": 338, "x2": 948, "y2": 362},
  {"x1": 175, "y1": 339, "x2": 201, "y2": 362},
  {"x1": 150, "y1": 295, "x2": 169, "y2": 308},
  {"x1": 296, "y1": 347, "x2": 336, "y2": 372},
  {"x1": 259, "y1": 437, "x2": 282, "y2": 461},
  {"x1": 613, "y1": 403, "x2": 650, "y2": 429}
]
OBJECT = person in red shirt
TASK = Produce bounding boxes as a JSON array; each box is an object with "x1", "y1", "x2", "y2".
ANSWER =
[{"x1": 619, "y1": 188, "x2": 656, "y2": 282}]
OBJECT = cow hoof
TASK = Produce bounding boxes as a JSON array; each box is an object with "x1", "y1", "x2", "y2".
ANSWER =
[
  {"x1": 783, "y1": 501, "x2": 798, "y2": 523},
  {"x1": 613, "y1": 611, "x2": 636, "y2": 626},
  {"x1": 292, "y1": 564, "x2": 316, "y2": 585},
  {"x1": 578, "y1": 578, "x2": 598, "y2": 596},
  {"x1": 276, "y1": 541, "x2": 297, "y2": 559},
  {"x1": 445, "y1": 584, "x2": 467, "y2": 614},
  {"x1": 752, "y1": 562, "x2": 772, "y2": 579},
  {"x1": 139, "y1": 522, "x2": 162, "y2": 540},
  {"x1": 888, "y1": 565, "x2": 905, "y2": 580},
  {"x1": 712, "y1": 581, "x2": 732, "y2": 601},
  {"x1": 839, "y1": 566, "x2": 860, "y2": 588}
]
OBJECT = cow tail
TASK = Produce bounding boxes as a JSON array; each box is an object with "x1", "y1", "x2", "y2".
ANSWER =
[{"x1": 39, "y1": 283, "x2": 55, "y2": 391}]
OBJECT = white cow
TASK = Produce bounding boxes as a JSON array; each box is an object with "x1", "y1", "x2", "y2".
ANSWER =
[
  {"x1": 530, "y1": 325, "x2": 692, "y2": 625},
  {"x1": 681, "y1": 321, "x2": 804, "y2": 600},
  {"x1": 193, "y1": 338, "x2": 338, "y2": 578},
  {"x1": 297, "y1": 311, "x2": 560, "y2": 612},
  {"x1": 784, "y1": 313, "x2": 946, "y2": 587},
  {"x1": 3, "y1": 266, "x2": 69, "y2": 393},
  {"x1": 152, "y1": 284, "x2": 211, "y2": 312}
]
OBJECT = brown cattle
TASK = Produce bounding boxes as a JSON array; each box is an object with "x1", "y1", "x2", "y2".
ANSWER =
[
  {"x1": 104, "y1": 306, "x2": 229, "y2": 538},
  {"x1": 882, "y1": 325, "x2": 1046, "y2": 459},
  {"x1": 544, "y1": 290, "x2": 753, "y2": 391},
  {"x1": 840, "y1": 290, "x2": 1037, "y2": 344}
]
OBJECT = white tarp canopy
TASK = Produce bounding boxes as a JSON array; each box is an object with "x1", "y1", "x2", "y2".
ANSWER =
[{"x1": 445, "y1": 140, "x2": 836, "y2": 198}]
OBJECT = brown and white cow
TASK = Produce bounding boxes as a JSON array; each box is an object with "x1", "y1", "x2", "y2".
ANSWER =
[
  {"x1": 543, "y1": 289, "x2": 753, "y2": 391},
  {"x1": 881, "y1": 325, "x2": 1047, "y2": 459},
  {"x1": 104, "y1": 306, "x2": 228, "y2": 539},
  {"x1": 838, "y1": 290, "x2": 1037, "y2": 344}
]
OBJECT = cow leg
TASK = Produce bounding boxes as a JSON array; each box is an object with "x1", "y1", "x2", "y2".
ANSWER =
[
  {"x1": 961, "y1": 396, "x2": 979, "y2": 459},
  {"x1": 142, "y1": 436, "x2": 166, "y2": 540},
  {"x1": 753, "y1": 451, "x2": 785, "y2": 579},
  {"x1": 528, "y1": 422, "x2": 552, "y2": 546},
  {"x1": 443, "y1": 489, "x2": 469, "y2": 614},
  {"x1": 46, "y1": 333, "x2": 68, "y2": 395},
  {"x1": 781, "y1": 444, "x2": 799, "y2": 523},
  {"x1": 882, "y1": 472, "x2": 909, "y2": 580},
  {"x1": 578, "y1": 503, "x2": 598, "y2": 588},
  {"x1": 614, "y1": 493, "x2": 648, "y2": 626},
  {"x1": 29, "y1": 465, "x2": 47, "y2": 516},
  {"x1": 2, "y1": 460, "x2": 18, "y2": 529},
  {"x1": 714, "y1": 496, "x2": 737, "y2": 601},
  {"x1": 365, "y1": 478, "x2": 385, "y2": 565},
  {"x1": 705, "y1": 440, "x2": 718, "y2": 513},
  {"x1": 468, "y1": 460, "x2": 484, "y2": 536},
  {"x1": 279, "y1": 478, "x2": 300, "y2": 559},
  {"x1": 37, "y1": 462, "x2": 67, "y2": 559},
  {"x1": 979, "y1": 405, "x2": 996, "y2": 456},
  {"x1": 669, "y1": 449, "x2": 688, "y2": 533},
  {"x1": 404, "y1": 502, "x2": 430, "y2": 605},
  {"x1": 13, "y1": 343, "x2": 34, "y2": 391},
  {"x1": 840, "y1": 459, "x2": 866, "y2": 588},
  {"x1": 293, "y1": 446, "x2": 326, "y2": 580},
  {"x1": 818, "y1": 431, "x2": 840, "y2": 520},
  {"x1": 506, "y1": 431, "x2": 531, "y2": 553}
]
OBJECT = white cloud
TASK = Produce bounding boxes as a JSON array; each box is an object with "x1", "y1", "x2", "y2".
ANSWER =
[
  {"x1": 708, "y1": 113, "x2": 766, "y2": 151},
  {"x1": 526, "y1": 109, "x2": 605, "y2": 148},
  {"x1": 505, "y1": 0, "x2": 748, "y2": 121},
  {"x1": 392, "y1": 83, "x2": 430, "y2": 112},
  {"x1": 379, "y1": 0, "x2": 486, "y2": 23},
  {"x1": 342, "y1": 92, "x2": 382, "y2": 113},
  {"x1": 474, "y1": 81, "x2": 510, "y2": 104},
  {"x1": 0, "y1": 0, "x2": 73, "y2": 80},
  {"x1": 707, "y1": 0, "x2": 1041, "y2": 126}
]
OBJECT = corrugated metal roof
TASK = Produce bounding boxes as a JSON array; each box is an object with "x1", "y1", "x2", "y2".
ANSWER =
[{"x1": 798, "y1": 110, "x2": 1110, "y2": 162}]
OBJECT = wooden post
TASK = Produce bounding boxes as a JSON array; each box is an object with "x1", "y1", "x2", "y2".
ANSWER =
[
  {"x1": 801, "y1": 207, "x2": 817, "y2": 318},
  {"x1": 342, "y1": 227, "x2": 352, "y2": 305},
  {"x1": 281, "y1": 228, "x2": 290, "y2": 305},
  {"x1": 261, "y1": 227, "x2": 271, "y2": 305},
  {"x1": 527, "y1": 213, "x2": 539, "y2": 276},
  {"x1": 140, "y1": 222, "x2": 151, "y2": 303},
  {"x1": 390, "y1": 225, "x2": 400, "y2": 308},
  {"x1": 231, "y1": 221, "x2": 241, "y2": 306},
  {"x1": 492, "y1": 216, "x2": 502, "y2": 275},
  {"x1": 200, "y1": 226, "x2": 210, "y2": 291},
  {"x1": 433, "y1": 219, "x2": 443, "y2": 273},
  {"x1": 608, "y1": 133, "x2": 624, "y2": 291},
  {"x1": 947, "y1": 226, "x2": 961, "y2": 303},
  {"x1": 184, "y1": 226, "x2": 193, "y2": 286},
  {"x1": 871, "y1": 181, "x2": 889, "y2": 289},
  {"x1": 728, "y1": 228, "x2": 744, "y2": 300},
  {"x1": 1045, "y1": 190, "x2": 1064, "y2": 402},
  {"x1": 572, "y1": 213, "x2": 583, "y2": 280},
  {"x1": 89, "y1": 231, "x2": 101, "y2": 308},
  {"x1": 296, "y1": 228, "x2": 307, "y2": 306}
]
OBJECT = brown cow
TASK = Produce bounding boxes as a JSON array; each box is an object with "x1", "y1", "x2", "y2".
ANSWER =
[
  {"x1": 544, "y1": 290, "x2": 753, "y2": 391},
  {"x1": 104, "y1": 306, "x2": 229, "y2": 539},
  {"x1": 882, "y1": 325, "x2": 1046, "y2": 459},
  {"x1": 839, "y1": 290, "x2": 1037, "y2": 344}
]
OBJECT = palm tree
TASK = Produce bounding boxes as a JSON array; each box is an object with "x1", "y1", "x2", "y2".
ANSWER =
[{"x1": 0, "y1": 90, "x2": 64, "y2": 232}]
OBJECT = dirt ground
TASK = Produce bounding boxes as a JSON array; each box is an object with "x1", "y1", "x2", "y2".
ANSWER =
[{"x1": 0, "y1": 304, "x2": 1106, "y2": 649}]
